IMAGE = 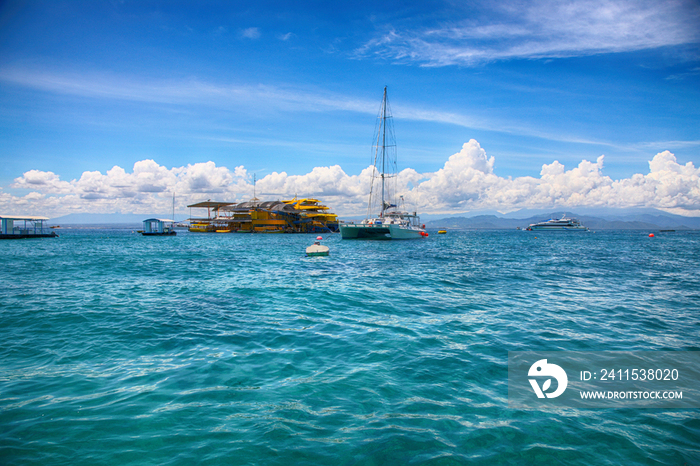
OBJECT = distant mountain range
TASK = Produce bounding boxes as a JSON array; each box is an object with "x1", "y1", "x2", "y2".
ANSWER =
[
  {"x1": 51, "y1": 209, "x2": 700, "y2": 230},
  {"x1": 425, "y1": 210, "x2": 700, "y2": 230},
  {"x1": 50, "y1": 213, "x2": 177, "y2": 225}
]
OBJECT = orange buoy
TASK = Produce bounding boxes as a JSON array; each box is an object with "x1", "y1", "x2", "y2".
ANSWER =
[{"x1": 649, "y1": 233, "x2": 654, "y2": 237}]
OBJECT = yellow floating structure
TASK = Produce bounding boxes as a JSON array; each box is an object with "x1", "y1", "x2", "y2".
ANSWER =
[{"x1": 187, "y1": 197, "x2": 339, "y2": 234}]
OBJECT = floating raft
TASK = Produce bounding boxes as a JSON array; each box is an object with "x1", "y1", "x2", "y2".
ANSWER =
[
  {"x1": 141, "y1": 218, "x2": 176, "y2": 236},
  {"x1": 0, "y1": 215, "x2": 58, "y2": 239}
]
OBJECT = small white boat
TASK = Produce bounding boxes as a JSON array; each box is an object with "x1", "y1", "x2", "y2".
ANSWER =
[{"x1": 306, "y1": 236, "x2": 329, "y2": 256}]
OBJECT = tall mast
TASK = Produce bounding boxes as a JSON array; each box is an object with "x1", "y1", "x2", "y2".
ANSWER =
[{"x1": 381, "y1": 86, "x2": 387, "y2": 217}]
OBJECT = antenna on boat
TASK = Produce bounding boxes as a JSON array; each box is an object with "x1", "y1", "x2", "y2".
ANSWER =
[{"x1": 252, "y1": 173, "x2": 260, "y2": 206}]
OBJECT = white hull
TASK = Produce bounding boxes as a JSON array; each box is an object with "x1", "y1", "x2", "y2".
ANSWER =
[
  {"x1": 306, "y1": 244, "x2": 330, "y2": 256},
  {"x1": 527, "y1": 215, "x2": 589, "y2": 231},
  {"x1": 528, "y1": 225, "x2": 588, "y2": 231},
  {"x1": 340, "y1": 223, "x2": 424, "y2": 240}
]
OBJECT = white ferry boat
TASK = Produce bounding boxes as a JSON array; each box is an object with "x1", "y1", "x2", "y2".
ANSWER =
[{"x1": 526, "y1": 215, "x2": 589, "y2": 231}]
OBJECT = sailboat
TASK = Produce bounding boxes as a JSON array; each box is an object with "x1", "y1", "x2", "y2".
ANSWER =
[{"x1": 340, "y1": 87, "x2": 427, "y2": 240}]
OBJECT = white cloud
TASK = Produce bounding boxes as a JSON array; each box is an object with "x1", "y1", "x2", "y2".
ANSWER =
[
  {"x1": 359, "y1": 0, "x2": 700, "y2": 66},
  {"x1": 0, "y1": 67, "x2": 378, "y2": 118},
  {"x1": 7, "y1": 160, "x2": 249, "y2": 216},
  {"x1": 408, "y1": 142, "x2": 700, "y2": 213},
  {"x1": 3, "y1": 141, "x2": 700, "y2": 218},
  {"x1": 241, "y1": 27, "x2": 260, "y2": 39},
  {"x1": 2, "y1": 66, "x2": 698, "y2": 150},
  {"x1": 10, "y1": 169, "x2": 73, "y2": 194}
]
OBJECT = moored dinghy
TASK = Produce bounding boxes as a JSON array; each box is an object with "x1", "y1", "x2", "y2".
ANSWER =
[{"x1": 306, "y1": 236, "x2": 329, "y2": 256}]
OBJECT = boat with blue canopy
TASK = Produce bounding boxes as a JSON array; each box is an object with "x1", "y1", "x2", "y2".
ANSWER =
[
  {"x1": 0, "y1": 215, "x2": 58, "y2": 239},
  {"x1": 141, "y1": 218, "x2": 176, "y2": 236}
]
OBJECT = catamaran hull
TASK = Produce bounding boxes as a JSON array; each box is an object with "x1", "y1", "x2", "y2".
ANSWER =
[
  {"x1": 340, "y1": 224, "x2": 424, "y2": 240},
  {"x1": 340, "y1": 224, "x2": 390, "y2": 239}
]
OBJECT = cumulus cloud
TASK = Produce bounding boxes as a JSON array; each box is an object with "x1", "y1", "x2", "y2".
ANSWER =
[
  {"x1": 2, "y1": 141, "x2": 699, "y2": 218},
  {"x1": 6, "y1": 160, "x2": 249, "y2": 216},
  {"x1": 11, "y1": 169, "x2": 73, "y2": 194},
  {"x1": 408, "y1": 142, "x2": 700, "y2": 213},
  {"x1": 416, "y1": 140, "x2": 499, "y2": 207}
]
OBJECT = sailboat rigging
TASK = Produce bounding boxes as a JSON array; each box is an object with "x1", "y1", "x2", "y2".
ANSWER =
[{"x1": 340, "y1": 87, "x2": 427, "y2": 240}]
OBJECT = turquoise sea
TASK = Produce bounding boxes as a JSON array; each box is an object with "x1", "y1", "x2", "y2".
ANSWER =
[{"x1": 1, "y1": 228, "x2": 699, "y2": 465}]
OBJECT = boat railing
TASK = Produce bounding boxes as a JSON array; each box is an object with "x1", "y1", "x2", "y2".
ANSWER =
[{"x1": 10, "y1": 225, "x2": 52, "y2": 236}]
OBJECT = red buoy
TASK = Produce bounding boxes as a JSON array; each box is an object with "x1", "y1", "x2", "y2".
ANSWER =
[{"x1": 649, "y1": 233, "x2": 654, "y2": 237}]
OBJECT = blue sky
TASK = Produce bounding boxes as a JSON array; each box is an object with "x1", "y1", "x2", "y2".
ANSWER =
[{"x1": 1, "y1": 0, "x2": 699, "y2": 217}]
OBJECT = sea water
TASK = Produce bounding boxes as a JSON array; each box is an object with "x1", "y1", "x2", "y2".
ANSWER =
[{"x1": 1, "y1": 228, "x2": 698, "y2": 465}]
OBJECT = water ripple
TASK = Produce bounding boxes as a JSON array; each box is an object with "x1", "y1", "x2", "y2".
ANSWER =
[{"x1": 1, "y1": 229, "x2": 699, "y2": 464}]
